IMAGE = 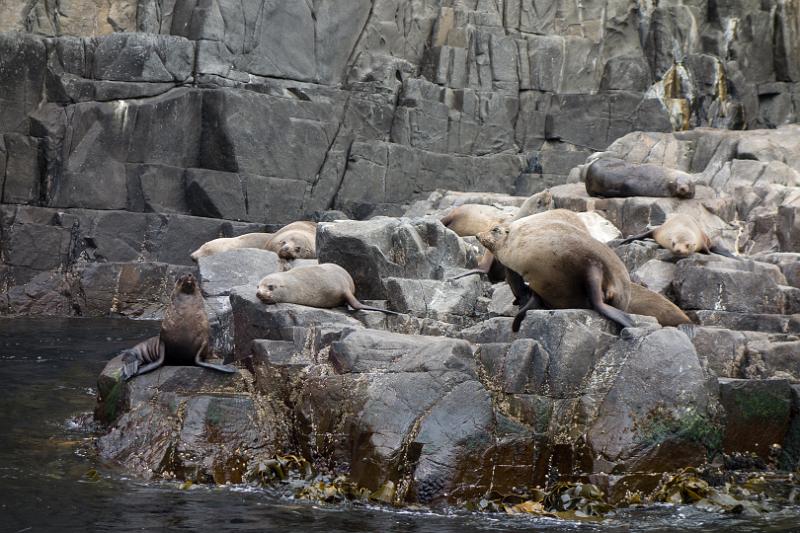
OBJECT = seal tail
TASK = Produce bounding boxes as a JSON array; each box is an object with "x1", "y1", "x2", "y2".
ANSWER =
[
  {"x1": 586, "y1": 264, "x2": 634, "y2": 329},
  {"x1": 344, "y1": 292, "x2": 403, "y2": 316}
]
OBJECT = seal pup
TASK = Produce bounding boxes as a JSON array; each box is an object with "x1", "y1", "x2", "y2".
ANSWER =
[
  {"x1": 477, "y1": 215, "x2": 634, "y2": 332},
  {"x1": 440, "y1": 204, "x2": 512, "y2": 237},
  {"x1": 627, "y1": 284, "x2": 692, "y2": 327},
  {"x1": 191, "y1": 232, "x2": 273, "y2": 261},
  {"x1": 121, "y1": 273, "x2": 236, "y2": 380},
  {"x1": 620, "y1": 213, "x2": 737, "y2": 258},
  {"x1": 257, "y1": 263, "x2": 402, "y2": 316},
  {"x1": 584, "y1": 157, "x2": 695, "y2": 199}
]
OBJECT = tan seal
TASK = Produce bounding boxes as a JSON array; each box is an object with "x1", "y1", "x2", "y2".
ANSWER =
[
  {"x1": 256, "y1": 263, "x2": 401, "y2": 315},
  {"x1": 621, "y1": 213, "x2": 737, "y2": 258},
  {"x1": 121, "y1": 273, "x2": 236, "y2": 379},
  {"x1": 440, "y1": 204, "x2": 512, "y2": 237},
  {"x1": 627, "y1": 284, "x2": 692, "y2": 327},
  {"x1": 584, "y1": 156, "x2": 695, "y2": 199},
  {"x1": 190, "y1": 221, "x2": 318, "y2": 261},
  {"x1": 478, "y1": 212, "x2": 634, "y2": 331}
]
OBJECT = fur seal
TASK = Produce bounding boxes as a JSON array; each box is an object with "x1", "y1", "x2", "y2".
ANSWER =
[
  {"x1": 257, "y1": 263, "x2": 401, "y2": 315},
  {"x1": 620, "y1": 213, "x2": 737, "y2": 258},
  {"x1": 190, "y1": 221, "x2": 318, "y2": 261},
  {"x1": 584, "y1": 156, "x2": 695, "y2": 199},
  {"x1": 120, "y1": 273, "x2": 236, "y2": 380},
  {"x1": 477, "y1": 213, "x2": 634, "y2": 331},
  {"x1": 627, "y1": 284, "x2": 692, "y2": 327},
  {"x1": 269, "y1": 221, "x2": 317, "y2": 260},
  {"x1": 191, "y1": 232, "x2": 273, "y2": 261},
  {"x1": 440, "y1": 204, "x2": 512, "y2": 237}
]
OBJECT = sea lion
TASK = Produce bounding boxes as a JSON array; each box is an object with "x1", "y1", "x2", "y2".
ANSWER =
[
  {"x1": 440, "y1": 204, "x2": 512, "y2": 237},
  {"x1": 191, "y1": 232, "x2": 273, "y2": 261},
  {"x1": 627, "y1": 284, "x2": 692, "y2": 327},
  {"x1": 477, "y1": 214, "x2": 634, "y2": 331},
  {"x1": 511, "y1": 189, "x2": 554, "y2": 221},
  {"x1": 584, "y1": 156, "x2": 695, "y2": 199},
  {"x1": 620, "y1": 213, "x2": 737, "y2": 258},
  {"x1": 120, "y1": 273, "x2": 236, "y2": 380},
  {"x1": 257, "y1": 263, "x2": 402, "y2": 316},
  {"x1": 269, "y1": 220, "x2": 317, "y2": 260}
]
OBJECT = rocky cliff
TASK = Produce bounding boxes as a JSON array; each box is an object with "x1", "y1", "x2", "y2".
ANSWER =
[{"x1": 1, "y1": 0, "x2": 799, "y2": 310}]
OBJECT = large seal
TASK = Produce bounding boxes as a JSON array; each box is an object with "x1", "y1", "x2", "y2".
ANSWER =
[
  {"x1": 440, "y1": 204, "x2": 512, "y2": 237},
  {"x1": 583, "y1": 156, "x2": 695, "y2": 199},
  {"x1": 620, "y1": 213, "x2": 737, "y2": 258},
  {"x1": 256, "y1": 263, "x2": 401, "y2": 315},
  {"x1": 477, "y1": 212, "x2": 634, "y2": 331},
  {"x1": 627, "y1": 284, "x2": 692, "y2": 327},
  {"x1": 120, "y1": 273, "x2": 236, "y2": 380}
]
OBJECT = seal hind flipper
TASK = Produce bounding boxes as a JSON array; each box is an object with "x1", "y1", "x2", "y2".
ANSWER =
[
  {"x1": 505, "y1": 268, "x2": 533, "y2": 307},
  {"x1": 344, "y1": 291, "x2": 403, "y2": 316},
  {"x1": 121, "y1": 338, "x2": 165, "y2": 381},
  {"x1": 619, "y1": 229, "x2": 654, "y2": 245},
  {"x1": 193, "y1": 342, "x2": 237, "y2": 374},
  {"x1": 448, "y1": 268, "x2": 488, "y2": 281},
  {"x1": 586, "y1": 263, "x2": 634, "y2": 328},
  {"x1": 511, "y1": 291, "x2": 545, "y2": 332},
  {"x1": 707, "y1": 242, "x2": 740, "y2": 260}
]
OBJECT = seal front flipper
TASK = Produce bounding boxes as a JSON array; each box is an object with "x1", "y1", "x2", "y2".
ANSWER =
[
  {"x1": 619, "y1": 229, "x2": 654, "y2": 245},
  {"x1": 586, "y1": 263, "x2": 634, "y2": 329},
  {"x1": 193, "y1": 343, "x2": 237, "y2": 374}
]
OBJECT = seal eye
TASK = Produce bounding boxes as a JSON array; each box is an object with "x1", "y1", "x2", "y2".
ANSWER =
[
  {"x1": 267, "y1": 285, "x2": 274, "y2": 291},
  {"x1": 294, "y1": 246, "x2": 301, "y2": 252}
]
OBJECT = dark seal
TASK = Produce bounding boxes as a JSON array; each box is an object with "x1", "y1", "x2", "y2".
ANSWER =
[
  {"x1": 120, "y1": 273, "x2": 236, "y2": 380},
  {"x1": 584, "y1": 156, "x2": 695, "y2": 199}
]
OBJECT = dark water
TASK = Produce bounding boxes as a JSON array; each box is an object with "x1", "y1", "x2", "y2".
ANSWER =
[{"x1": 1, "y1": 318, "x2": 800, "y2": 533}]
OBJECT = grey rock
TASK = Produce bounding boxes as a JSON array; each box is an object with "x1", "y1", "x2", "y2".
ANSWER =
[
  {"x1": 384, "y1": 276, "x2": 484, "y2": 323},
  {"x1": 316, "y1": 217, "x2": 470, "y2": 300},
  {"x1": 198, "y1": 248, "x2": 281, "y2": 298}
]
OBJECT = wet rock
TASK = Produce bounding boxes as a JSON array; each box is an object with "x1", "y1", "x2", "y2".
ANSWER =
[
  {"x1": 316, "y1": 217, "x2": 471, "y2": 300},
  {"x1": 718, "y1": 378, "x2": 793, "y2": 460},
  {"x1": 95, "y1": 361, "x2": 290, "y2": 483}
]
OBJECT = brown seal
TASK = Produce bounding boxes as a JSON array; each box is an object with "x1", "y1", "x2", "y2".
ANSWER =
[
  {"x1": 440, "y1": 204, "x2": 511, "y2": 237},
  {"x1": 620, "y1": 213, "x2": 737, "y2": 258},
  {"x1": 584, "y1": 157, "x2": 695, "y2": 199},
  {"x1": 511, "y1": 189, "x2": 554, "y2": 221},
  {"x1": 477, "y1": 212, "x2": 634, "y2": 331},
  {"x1": 627, "y1": 284, "x2": 692, "y2": 327},
  {"x1": 191, "y1": 233, "x2": 273, "y2": 261},
  {"x1": 256, "y1": 263, "x2": 401, "y2": 315},
  {"x1": 121, "y1": 273, "x2": 236, "y2": 380}
]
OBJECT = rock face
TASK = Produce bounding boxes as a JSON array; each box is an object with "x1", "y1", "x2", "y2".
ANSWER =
[
  {"x1": 93, "y1": 203, "x2": 800, "y2": 505},
  {"x1": 2, "y1": 0, "x2": 800, "y2": 308}
]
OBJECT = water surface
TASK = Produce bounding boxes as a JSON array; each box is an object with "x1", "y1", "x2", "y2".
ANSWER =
[{"x1": 1, "y1": 317, "x2": 798, "y2": 532}]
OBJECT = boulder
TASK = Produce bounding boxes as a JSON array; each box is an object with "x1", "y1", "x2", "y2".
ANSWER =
[{"x1": 198, "y1": 248, "x2": 281, "y2": 297}]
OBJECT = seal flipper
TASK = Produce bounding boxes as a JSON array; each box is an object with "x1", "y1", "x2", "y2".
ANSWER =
[
  {"x1": 619, "y1": 229, "x2": 654, "y2": 245},
  {"x1": 122, "y1": 339, "x2": 166, "y2": 381},
  {"x1": 586, "y1": 264, "x2": 634, "y2": 329},
  {"x1": 505, "y1": 268, "x2": 533, "y2": 307},
  {"x1": 344, "y1": 291, "x2": 403, "y2": 316},
  {"x1": 448, "y1": 251, "x2": 495, "y2": 281},
  {"x1": 193, "y1": 341, "x2": 237, "y2": 374},
  {"x1": 707, "y1": 242, "x2": 740, "y2": 260}
]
